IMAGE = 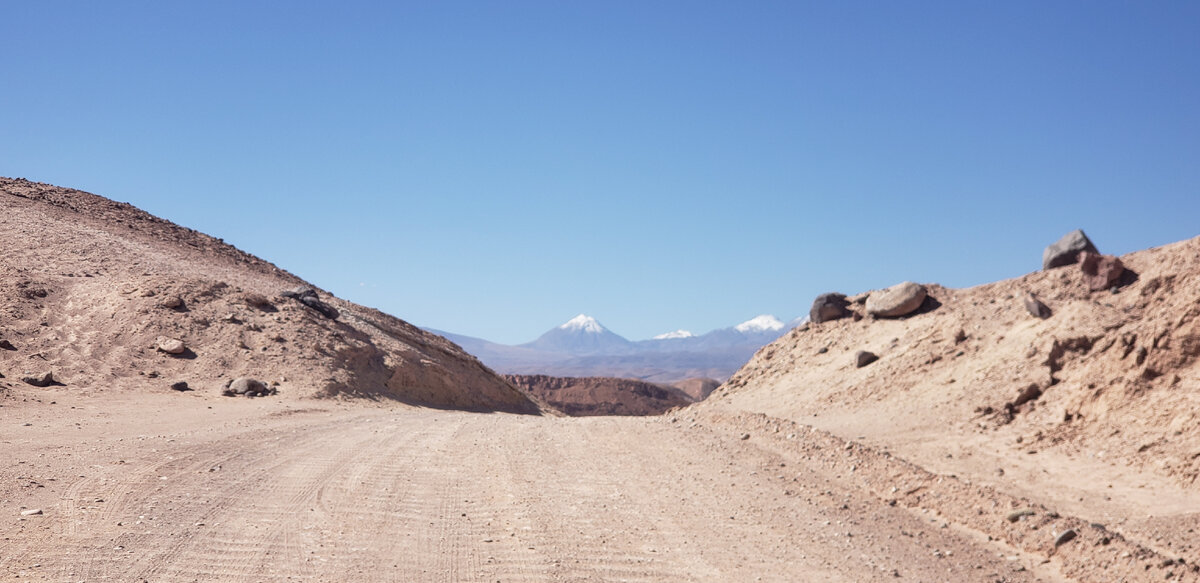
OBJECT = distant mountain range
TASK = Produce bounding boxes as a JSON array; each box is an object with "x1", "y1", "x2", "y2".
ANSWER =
[{"x1": 428, "y1": 313, "x2": 805, "y2": 383}]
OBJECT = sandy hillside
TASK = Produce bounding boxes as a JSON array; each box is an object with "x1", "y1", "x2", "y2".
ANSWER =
[
  {"x1": 2, "y1": 178, "x2": 1198, "y2": 582},
  {"x1": 0, "y1": 177, "x2": 538, "y2": 413},
  {"x1": 704, "y1": 234, "x2": 1200, "y2": 580}
]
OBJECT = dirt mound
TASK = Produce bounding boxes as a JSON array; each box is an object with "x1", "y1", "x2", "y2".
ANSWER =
[
  {"x1": 0, "y1": 177, "x2": 539, "y2": 413},
  {"x1": 505, "y1": 374, "x2": 692, "y2": 416}
]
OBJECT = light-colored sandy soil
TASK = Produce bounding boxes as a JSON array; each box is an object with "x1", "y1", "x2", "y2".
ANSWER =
[{"x1": 3, "y1": 388, "x2": 1069, "y2": 582}]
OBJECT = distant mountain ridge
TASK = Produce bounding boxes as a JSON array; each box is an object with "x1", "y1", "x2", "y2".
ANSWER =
[{"x1": 428, "y1": 313, "x2": 805, "y2": 383}]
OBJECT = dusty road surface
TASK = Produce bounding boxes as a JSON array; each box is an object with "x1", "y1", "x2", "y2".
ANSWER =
[{"x1": 1, "y1": 391, "x2": 1070, "y2": 583}]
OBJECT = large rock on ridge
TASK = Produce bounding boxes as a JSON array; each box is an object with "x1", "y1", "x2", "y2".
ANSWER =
[
  {"x1": 866, "y1": 282, "x2": 927, "y2": 318},
  {"x1": 810, "y1": 292, "x2": 851, "y2": 324},
  {"x1": 1043, "y1": 229, "x2": 1099, "y2": 270}
]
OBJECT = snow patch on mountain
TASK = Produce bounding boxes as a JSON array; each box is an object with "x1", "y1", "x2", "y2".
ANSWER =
[
  {"x1": 653, "y1": 329, "x2": 695, "y2": 340},
  {"x1": 734, "y1": 314, "x2": 785, "y2": 334},
  {"x1": 559, "y1": 314, "x2": 606, "y2": 334}
]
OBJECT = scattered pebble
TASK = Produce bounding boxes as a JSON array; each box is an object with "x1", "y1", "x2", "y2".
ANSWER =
[{"x1": 1054, "y1": 528, "x2": 1078, "y2": 546}]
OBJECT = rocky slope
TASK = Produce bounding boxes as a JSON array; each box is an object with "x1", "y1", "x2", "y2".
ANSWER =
[
  {"x1": 702, "y1": 234, "x2": 1200, "y2": 576},
  {"x1": 715, "y1": 235, "x2": 1200, "y2": 489},
  {"x1": 504, "y1": 374, "x2": 693, "y2": 416},
  {"x1": 0, "y1": 178, "x2": 540, "y2": 413}
]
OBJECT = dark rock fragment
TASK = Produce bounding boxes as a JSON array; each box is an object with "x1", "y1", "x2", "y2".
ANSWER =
[
  {"x1": 810, "y1": 292, "x2": 851, "y2": 324},
  {"x1": 280, "y1": 287, "x2": 339, "y2": 319},
  {"x1": 1022, "y1": 292, "x2": 1052, "y2": 319},
  {"x1": 20, "y1": 372, "x2": 55, "y2": 387},
  {"x1": 1054, "y1": 528, "x2": 1078, "y2": 546},
  {"x1": 1043, "y1": 229, "x2": 1098, "y2": 270},
  {"x1": 854, "y1": 350, "x2": 878, "y2": 368}
]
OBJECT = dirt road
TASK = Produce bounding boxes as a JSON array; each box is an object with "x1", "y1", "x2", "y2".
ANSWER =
[{"x1": 1, "y1": 392, "x2": 1081, "y2": 581}]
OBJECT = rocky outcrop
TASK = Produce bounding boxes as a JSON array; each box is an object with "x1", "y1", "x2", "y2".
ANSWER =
[
  {"x1": 866, "y1": 282, "x2": 928, "y2": 318},
  {"x1": 1043, "y1": 229, "x2": 1099, "y2": 270}
]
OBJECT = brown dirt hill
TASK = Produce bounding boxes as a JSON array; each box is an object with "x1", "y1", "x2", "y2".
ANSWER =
[
  {"x1": 0, "y1": 177, "x2": 540, "y2": 413},
  {"x1": 702, "y1": 234, "x2": 1200, "y2": 574},
  {"x1": 505, "y1": 374, "x2": 693, "y2": 416},
  {"x1": 671, "y1": 377, "x2": 721, "y2": 401}
]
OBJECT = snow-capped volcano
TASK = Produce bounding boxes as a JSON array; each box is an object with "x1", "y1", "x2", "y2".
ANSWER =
[
  {"x1": 433, "y1": 312, "x2": 802, "y2": 382},
  {"x1": 734, "y1": 314, "x2": 785, "y2": 334},
  {"x1": 560, "y1": 314, "x2": 607, "y2": 334},
  {"x1": 520, "y1": 314, "x2": 633, "y2": 354}
]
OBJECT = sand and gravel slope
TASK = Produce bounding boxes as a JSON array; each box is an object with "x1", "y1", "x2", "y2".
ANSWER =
[
  {"x1": 0, "y1": 177, "x2": 537, "y2": 413},
  {"x1": 704, "y1": 234, "x2": 1200, "y2": 581}
]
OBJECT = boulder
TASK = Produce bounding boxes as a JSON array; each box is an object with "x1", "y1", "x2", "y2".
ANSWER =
[
  {"x1": 854, "y1": 350, "x2": 878, "y2": 368},
  {"x1": 155, "y1": 336, "x2": 187, "y2": 355},
  {"x1": 809, "y1": 292, "x2": 851, "y2": 324},
  {"x1": 0, "y1": 339, "x2": 15, "y2": 351},
  {"x1": 1022, "y1": 292, "x2": 1052, "y2": 319},
  {"x1": 223, "y1": 377, "x2": 277, "y2": 397},
  {"x1": 1079, "y1": 251, "x2": 1126, "y2": 291},
  {"x1": 1042, "y1": 229, "x2": 1098, "y2": 270},
  {"x1": 280, "y1": 287, "x2": 339, "y2": 319},
  {"x1": 158, "y1": 296, "x2": 185, "y2": 310},
  {"x1": 170, "y1": 381, "x2": 191, "y2": 392},
  {"x1": 865, "y1": 282, "x2": 927, "y2": 318},
  {"x1": 20, "y1": 372, "x2": 54, "y2": 387},
  {"x1": 227, "y1": 377, "x2": 266, "y2": 396}
]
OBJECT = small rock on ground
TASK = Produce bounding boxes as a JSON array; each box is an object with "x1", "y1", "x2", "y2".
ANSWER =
[
  {"x1": 1054, "y1": 528, "x2": 1078, "y2": 546},
  {"x1": 156, "y1": 336, "x2": 186, "y2": 355},
  {"x1": 1022, "y1": 292, "x2": 1052, "y2": 319},
  {"x1": 20, "y1": 372, "x2": 54, "y2": 387},
  {"x1": 855, "y1": 350, "x2": 879, "y2": 368}
]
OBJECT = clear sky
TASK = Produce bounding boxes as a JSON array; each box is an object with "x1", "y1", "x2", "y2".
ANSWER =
[{"x1": 4, "y1": 2, "x2": 1199, "y2": 344}]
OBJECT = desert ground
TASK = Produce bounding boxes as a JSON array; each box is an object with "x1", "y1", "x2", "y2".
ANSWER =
[
  {"x1": 2, "y1": 178, "x2": 1198, "y2": 581},
  {"x1": 4, "y1": 390, "x2": 1078, "y2": 582}
]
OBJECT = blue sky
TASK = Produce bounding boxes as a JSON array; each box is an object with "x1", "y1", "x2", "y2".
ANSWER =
[{"x1": 4, "y1": 2, "x2": 1198, "y2": 344}]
